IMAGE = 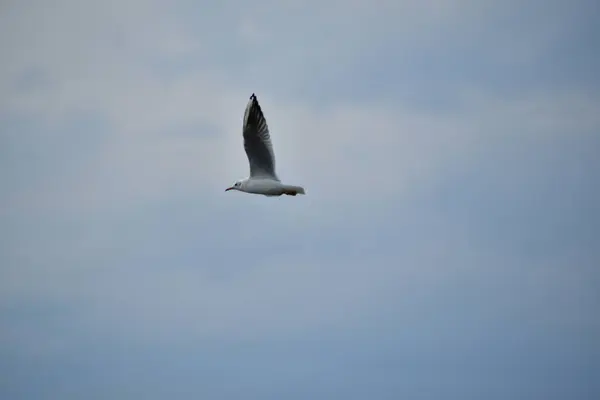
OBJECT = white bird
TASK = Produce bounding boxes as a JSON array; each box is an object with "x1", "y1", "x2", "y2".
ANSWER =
[{"x1": 225, "y1": 93, "x2": 306, "y2": 197}]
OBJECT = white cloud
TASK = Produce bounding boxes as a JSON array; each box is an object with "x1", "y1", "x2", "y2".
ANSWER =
[{"x1": 3, "y1": 62, "x2": 599, "y2": 218}]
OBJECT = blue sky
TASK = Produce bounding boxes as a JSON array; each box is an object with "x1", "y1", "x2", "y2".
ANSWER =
[{"x1": 1, "y1": 0, "x2": 599, "y2": 399}]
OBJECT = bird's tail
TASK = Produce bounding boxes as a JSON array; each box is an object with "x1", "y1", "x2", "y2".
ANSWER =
[{"x1": 283, "y1": 185, "x2": 305, "y2": 196}]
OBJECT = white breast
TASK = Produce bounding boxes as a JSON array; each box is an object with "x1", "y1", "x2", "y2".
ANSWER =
[{"x1": 245, "y1": 178, "x2": 284, "y2": 195}]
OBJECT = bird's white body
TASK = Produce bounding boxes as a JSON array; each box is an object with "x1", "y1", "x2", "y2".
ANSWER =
[
  {"x1": 226, "y1": 93, "x2": 305, "y2": 197},
  {"x1": 234, "y1": 177, "x2": 305, "y2": 197}
]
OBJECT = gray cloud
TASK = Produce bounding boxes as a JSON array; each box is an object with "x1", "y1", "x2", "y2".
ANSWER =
[{"x1": 1, "y1": 0, "x2": 599, "y2": 399}]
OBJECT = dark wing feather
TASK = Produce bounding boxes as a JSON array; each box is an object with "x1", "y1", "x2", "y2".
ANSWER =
[{"x1": 242, "y1": 93, "x2": 278, "y2": 179}]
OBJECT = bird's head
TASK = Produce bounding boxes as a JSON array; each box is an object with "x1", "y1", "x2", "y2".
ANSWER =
[{"x1": 225, "y1": 180, "x2": 243, "y2": 192}]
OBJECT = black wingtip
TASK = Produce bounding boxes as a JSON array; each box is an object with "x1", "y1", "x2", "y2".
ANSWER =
[{"x1": 250, "y1": 93, "x2": 256, "y2": 100}]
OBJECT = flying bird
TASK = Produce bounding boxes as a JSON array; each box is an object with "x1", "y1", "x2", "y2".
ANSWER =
[{"x1": 225, "y1": 93, "x2": 306, "y2": 197}]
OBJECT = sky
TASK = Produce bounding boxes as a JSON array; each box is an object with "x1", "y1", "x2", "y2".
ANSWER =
[{"x1": 1, "y1": 0, "x2": 599, "y2": 399}]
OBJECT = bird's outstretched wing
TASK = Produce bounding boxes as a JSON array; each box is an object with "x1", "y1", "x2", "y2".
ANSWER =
[{"x1": 243, "y1": 93, "x2": 278, "y2": 180}]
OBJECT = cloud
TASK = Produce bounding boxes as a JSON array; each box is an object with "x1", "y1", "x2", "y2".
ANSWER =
[
  {"x1": 1, "y1": 0, "x2": 599, "y2": 398},
  {"x1": 2, "y1": 0, "x2": 597, "y2": 216}
]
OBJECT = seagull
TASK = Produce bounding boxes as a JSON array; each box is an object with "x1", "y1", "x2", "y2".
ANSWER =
[{"x1": 225, "y1": 93, "x2": 306, "y2": 197}]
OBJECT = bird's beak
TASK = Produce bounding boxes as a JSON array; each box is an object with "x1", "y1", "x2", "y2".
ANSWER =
[{"x1": 225, "y1": 187, "x2": 233, "y2": 191}]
